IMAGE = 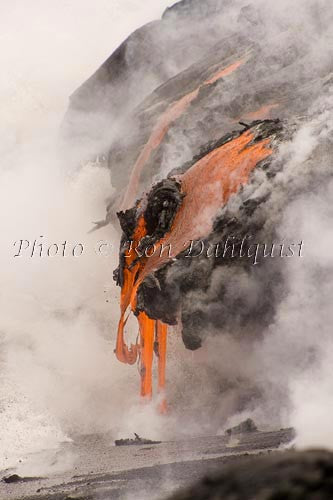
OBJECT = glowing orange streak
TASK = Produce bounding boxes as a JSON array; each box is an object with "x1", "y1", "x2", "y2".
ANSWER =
[
  {"x1": 204, "y1": 60, "x2": 244, "y2": 85},
  {"x1": 120, "y1": 58, "x2": 246, "y2": 211},
  {"x1": 138, "y1": 311, "x2": 155, "y2": 398}
]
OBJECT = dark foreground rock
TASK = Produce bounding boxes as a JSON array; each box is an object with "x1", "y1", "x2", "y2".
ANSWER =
[
  {"x1": 168, "y1": 450, "x2": 333, "y2": 500},
  {"x1": 115, "y1": 433, "x2": 162, "y2": 446},
  {"x1": 3, "y1": 474, "x2": 23, "y2": 484}
]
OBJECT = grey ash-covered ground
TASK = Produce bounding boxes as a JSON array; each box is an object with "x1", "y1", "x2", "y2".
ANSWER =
[{"x1": 0, "y1": 428, "x2": 295, "y2": 500}]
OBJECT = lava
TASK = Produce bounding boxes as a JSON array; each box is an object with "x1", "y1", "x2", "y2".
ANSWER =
[
  {"x1": 115, "y1": 122, "x2": 276, "y2": 408},
  {"x1": 114, "y1": 211, "x2": 169, "y2": 407}
]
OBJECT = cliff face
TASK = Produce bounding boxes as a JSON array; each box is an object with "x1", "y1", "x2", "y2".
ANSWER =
[
  {"x1": 65, "y1": 0, "x2": 332, "y2": 198},
  {"x1": 64, "y1": 0, "x2": 333, "y2": 401},
  {"x1": 62, "y1": 0, "x2": 232, "y2": 155}
]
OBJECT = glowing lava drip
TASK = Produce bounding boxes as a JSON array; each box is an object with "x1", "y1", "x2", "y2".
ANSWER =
[{"x1": 115, "y1": 211, "x2": 169, "y2": 412}]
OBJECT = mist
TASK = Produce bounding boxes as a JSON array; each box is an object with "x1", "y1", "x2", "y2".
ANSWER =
[
  {"x1": 0, "y1": 0, "x2": 173, "y2": 471},
  {"x1": 164, "y1": 94, "x2": 333, "y2": 441}
]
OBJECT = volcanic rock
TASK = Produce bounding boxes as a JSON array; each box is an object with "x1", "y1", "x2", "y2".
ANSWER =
[
  {"x1": 225, "y1": 418, "x2": 258, "y2": 436},
  {"x1": 167, "y1": 450, "x2": 333, "y2": 500},
  {"x1": 115, "y1": 433, "x2": 161, "y2": 447},
  {"x1": 2, "y1": 474, "x2": 39, "y2": 484}
]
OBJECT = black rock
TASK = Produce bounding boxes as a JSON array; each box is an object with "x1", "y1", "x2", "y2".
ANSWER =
[
  {"x1": 3, "y1": 474, "x2": 22, "y2": 484},
  {"x1": 2, "y1": 474, "x2": 39, "y2": 484},
  {"x1": 225, "y1": 418, "x2": 258, "y2": 436},
  {"x1": 167, "y1": 450, "x2": 333, "y2": 500},
  {"x1": 115, "y1": 433, "x2": 162, "y2": 447}
]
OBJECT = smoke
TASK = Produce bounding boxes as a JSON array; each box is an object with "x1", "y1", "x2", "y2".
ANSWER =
[
  {"x1": 272, "y1": 179, "x2": 333, "y2": 447},
  {"x1": 162, "y1": 85, "x2": 333, "y2": 441}
]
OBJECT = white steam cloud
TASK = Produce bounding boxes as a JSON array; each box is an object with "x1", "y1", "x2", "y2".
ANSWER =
[{"x1": 0, "y1": 0, "x2": 172, "y2": 471}]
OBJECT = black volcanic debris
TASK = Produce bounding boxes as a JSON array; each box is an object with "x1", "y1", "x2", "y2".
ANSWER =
[
  {"x1": 2, "y1": 474, "x2": 40, "y2": 484},
  {"x1": 115, "y1": 433, "x2": 161, "y2": 446},
  {"x1": 117, "y1": 207, "x2": 138, "y2": 238},
  {"x1": 142, "y1": 178, "x2": 184, "y2": 244},
  {"x1": 136, "y1": 263, "x2": 181, "y2": 325},
  {"x1": 168, "y1": 450, "x2": 333, "y2": 500},
  {"x1": 114, "y1": 177, "x2": 184, "y2": 290},
  {"x1": 225, "y1": 418, "x2": 258, "y2": 435}
]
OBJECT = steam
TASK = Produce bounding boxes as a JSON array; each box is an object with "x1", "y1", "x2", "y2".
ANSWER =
[
  {"x1": 0, "y1": 0, "x2": 173, "y2": 471},
  {"x1": 163, "y1": 85, "x2": 333, "y2": 441}
]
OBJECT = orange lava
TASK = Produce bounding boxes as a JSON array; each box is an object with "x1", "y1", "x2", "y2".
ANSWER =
[
  {"x1": 138, "y1": 311, "x2": 155, "y2": 398},
  {"x1": 115, "y1": 213, "x2": 169, "y2": 403},
  {"x1": 120, "y1": 58, "x2": 246, "y2": 211},
  {"x1": 141, "y1": 129, "x2": 273, "y2": 281},
  {"x1": 115, "y1": 126, "x2": 274, "y2": 407}
]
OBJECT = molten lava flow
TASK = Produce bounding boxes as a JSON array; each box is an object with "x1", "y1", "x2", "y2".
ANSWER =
[
  {"x1": 141, "y1": 129, "x2": 273, "y2": 280},
  {"x1": 138, "y1": 311, "x2": 155, "y2": 398},
  {"x1": 120, "y1": 58, "x2": 247, "y2": 211},
  {"x1": 115, "y1": 213, "x2": 169, "y2": 405},
  {"x1": 115, "y1": 125, "x2": 275, "y2": 408}
]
